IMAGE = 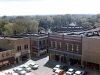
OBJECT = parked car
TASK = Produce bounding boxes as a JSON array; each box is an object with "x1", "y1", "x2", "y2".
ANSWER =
[
  {"x1": 13, "y1": 68, "x2": 23, "y2": 73},
  {"x1": 20, "y1": 65, "x2": 31, "y2": 72},
  {"x1": 4, "y1": 69, "x2": 14, "y2": 75},
  {"x1": 53, "y1": 65, "x2": 62, "y2": 72},
  {"x1": 73, "y1": 70, "x2": 87, "y2": 75},
  {"x1": 18, "y1": 70, "x2": 26, "y2": 75},
  {"x1": 13, "y1": 67, "x2": 26, "y2": 75},
  {"x1": 52, "y1": 69, "x2": 65, "y2": 75},
  {"x1": 60, "y1": 65, "x2": 68, "y2": 71},
  {"x1": 28, "y1": 63, "x2": 39, "y2": 70},
  {"x1": 66, "y1": 68, "x2": 75, "y2": 75},
  {"x1": 73, "y1": 71, "x2": 81, "y2": 75},
  {"x1": 53, "y1": 64, "x2": 68, "y2": 72}
]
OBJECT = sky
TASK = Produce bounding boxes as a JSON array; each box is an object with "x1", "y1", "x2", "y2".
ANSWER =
[{"x1": 0, "y1": 0, "x2": 100, "y2": 16}]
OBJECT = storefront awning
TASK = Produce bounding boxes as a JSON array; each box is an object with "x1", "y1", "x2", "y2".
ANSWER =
[
  {"x1": 0, "y1": 57, "x2": 15, "y2": 65},
  {"x1": 49, "y1": 49, "x2": 81, "y2": 60},
  {"x1": 0, "y1": 62, "x2": 2, "y2": 66}
]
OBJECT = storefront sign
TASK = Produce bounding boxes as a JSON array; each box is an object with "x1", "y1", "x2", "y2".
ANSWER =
[{"x1": 21, "y1": 51, "x2": 28, "y2": 55}]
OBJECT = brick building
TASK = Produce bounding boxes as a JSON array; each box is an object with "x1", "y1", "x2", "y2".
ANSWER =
[
  {"x1": 9, "y1": 33, "x2": 48, "y2": 57},
  {"x1": 48, "y1": 33, "x2": 82, "y2": 65},
  {"x1": 0, "y1": 36, "x2": 30, "y2": 68}
]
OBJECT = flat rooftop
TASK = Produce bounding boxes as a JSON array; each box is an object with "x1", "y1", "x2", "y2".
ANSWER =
[{"x1": 0, "y1": 36, "x2": 29, "y2": 40}]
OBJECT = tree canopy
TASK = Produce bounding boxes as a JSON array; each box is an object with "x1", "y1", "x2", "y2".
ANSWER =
[{"x1": 0, "y1": 14, "x2": 100, "y2": 35}]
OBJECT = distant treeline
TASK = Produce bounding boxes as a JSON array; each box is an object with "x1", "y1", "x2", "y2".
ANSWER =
[{"x1": 0, "y1": 14, "x2": 100, "y2": 35}]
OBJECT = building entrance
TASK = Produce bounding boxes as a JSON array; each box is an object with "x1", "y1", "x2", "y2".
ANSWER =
[
  {"x1": 22, "y1": 54, "x2": 28, "y2": 61},
  {"x1": 55, "y1": 54, "x2": 59, "y2": 61},
  {"x1": 61, "y1": 56, "x2": 67, "y2": 63},
  {"x1": 69, "y1": 58, "x2": 81, "y2": 65}
]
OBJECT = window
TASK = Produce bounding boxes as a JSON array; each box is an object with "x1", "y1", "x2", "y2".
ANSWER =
[
  {"x1": 39, "y1": 41, "x2": 41, "y2": 45},
  {"x1": 43, "y1": 40, "x2": 45, "y2": 44},
  {"x1": 71, "y1": 44, "x2": 74, "y2": 51},
  {"x1": 24, "y1": 44, "x2": 28, "y2": 49},
  {"x1": 59, "y1": 42, "x2": 61, "y2": 49},
  {"x1": 76, "y1": 44, "x2": 79, "y2": 52},
  {"x1": 54, "y1": 41, "x2": 57, "y2": 48},
  {"x1": 47, "y1": 39, "x2": 48, "y2": 43},
  {"x1": 50, "y1": 41, "x2": 53, "y2": 48},
  {"x1": 17, "y1": 46, "x2": 21, "y2": 51},
  {"x1": 34, "y1": 41, "x2": 36, "y2": 44},
  {"x1": 66, "y1": 43, "x2": 69, "y2": 51}
]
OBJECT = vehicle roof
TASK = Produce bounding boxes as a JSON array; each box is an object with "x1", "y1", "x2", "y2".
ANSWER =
[
  {"x1": 75, "y1": 71, "x2": 81, "y2": 74},
  {"x1": 66, "y1": 71, "x2": 73, "y2": 74},
  {"x1": 68, "y1": 68, "x2": 74, "y2": 71},
  {"x1": 55, "y1": 69, "x2": 61, "y2": 73}
]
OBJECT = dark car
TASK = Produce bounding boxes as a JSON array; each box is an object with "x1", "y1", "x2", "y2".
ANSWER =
[
  {"x1": 53, "y1": 64, "x2": 68, "y2": 72},
  {"x1": 60, "y1": 65, "x2": 68, "y2": 71}
]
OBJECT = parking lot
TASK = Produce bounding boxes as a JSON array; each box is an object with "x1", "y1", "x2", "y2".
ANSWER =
[
  {"x1": 1, "y1": 55, "x2": 54, "y2": 75},
  {"x1": 1, "y1": 55, "x2": 100, "y2": 75}
]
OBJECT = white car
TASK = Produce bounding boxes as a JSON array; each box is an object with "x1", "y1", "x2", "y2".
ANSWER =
[
  {"x1": 4, "y1": 69, "x2": 14, "y2": 75},
  {"x1": 28, "y1": 63, "x2": 39, "y2": 70},
  {"x1": 73, "y1": 70, "x2": 87, "y2": 75},
  {"x1": 53, "y1": 65, "x2": 62, "y2": 72},
  {"x1": 20, "y1": 65, "x2": 31, "y2": 72},
  {"x1": 73, "y1": 71, "x2": 81, "y2": 75},
  {"x1": 66, "y1": 68, "x2": 75, "y2": 75},
  {"x1": 13, "y1": 68, "x2": 23, "y2": 73},
  {"x1": 32, "y1": 64, "x2": 39, "y2": 69},
  {"x1": 18, "y1": 70, "x2": 26, "y2": 75},
  {"x1": 13, "y1": 68, "x2": 26, "y2": 75}
]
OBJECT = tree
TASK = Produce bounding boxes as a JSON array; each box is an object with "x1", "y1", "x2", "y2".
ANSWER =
[
  {"x1": 4, "y1": 23, "x2": 14, "y2": 35},
  {"x1": 29, "y1": 20, "x2": 39, "y2": 32}
]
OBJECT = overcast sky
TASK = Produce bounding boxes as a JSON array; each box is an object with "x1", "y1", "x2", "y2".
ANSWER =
[{"x1": 0, "y1": 0, "x2": 100, "y2": 16}]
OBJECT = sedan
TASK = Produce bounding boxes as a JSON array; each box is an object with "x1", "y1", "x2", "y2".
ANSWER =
[
  {"x1": 13, "y1": 68, "x2": 23, "y2": 73},
  {"x1": 52, "y1": 69, "x2": 65, "y2": 75},
  {"x1": 53, "y1": 65, "x2": 62, "y2": 72},
  {"x1": 20, "y1": 65, "x2": 31, "y2": 72},
  {"x1": 28, "y1": 63, "x2": 39, "y2": 70},
  {"x1": 66, "y1": 68, "x2": 75, "y2": 75},
  {"x1": 73, "y1": 70, "x2": 87, "y2": 75},
  {"x1": 18, "y1": 70, "x2": 26, "y2": 75}
]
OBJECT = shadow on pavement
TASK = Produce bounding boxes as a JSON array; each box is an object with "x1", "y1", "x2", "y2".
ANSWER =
[
  {"x1": 44, "y1": 60, "x2": 67, "y2": 69},
  {"x1": 43, "y1": 60, "x2": 55, "y2": 68}
]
